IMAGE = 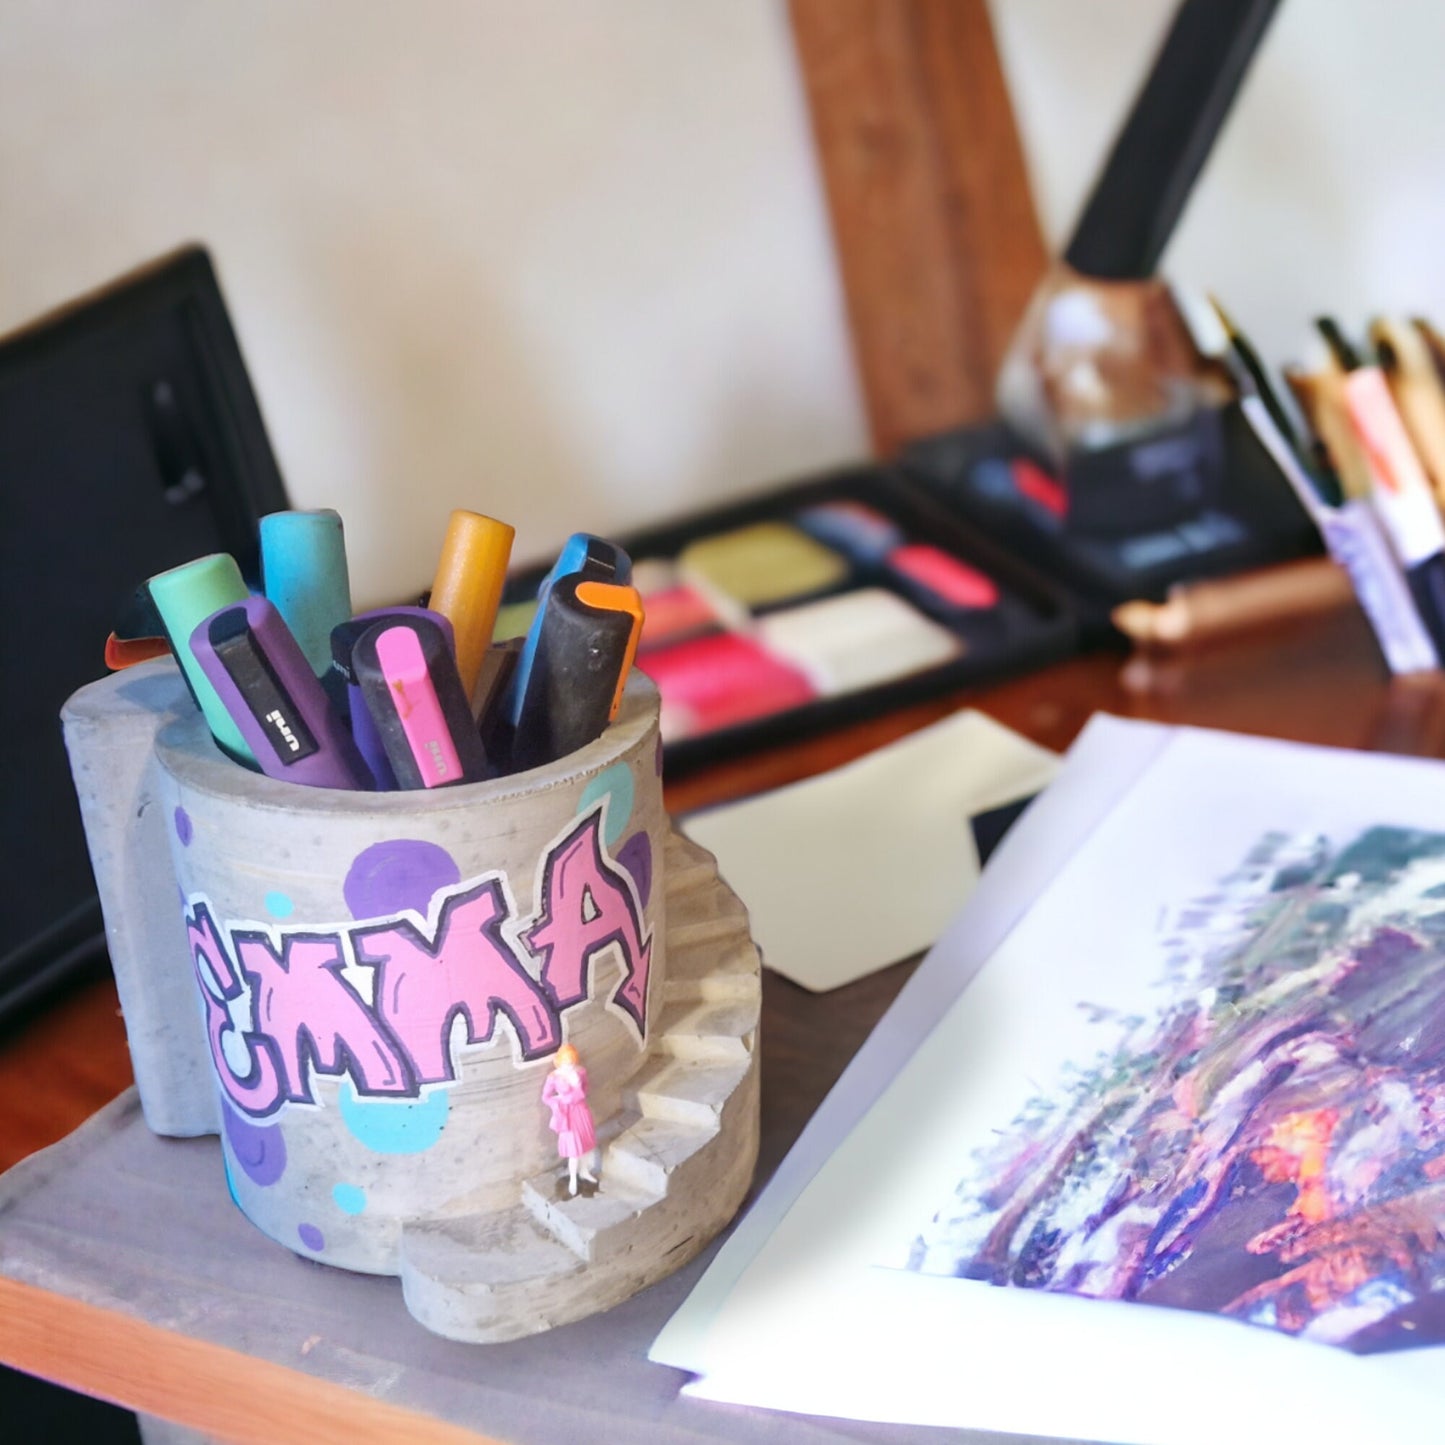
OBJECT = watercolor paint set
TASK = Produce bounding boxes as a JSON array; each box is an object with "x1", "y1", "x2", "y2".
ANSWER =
[{"x1": 496, "y1": 468, "x2": 1076, "y2": 773}]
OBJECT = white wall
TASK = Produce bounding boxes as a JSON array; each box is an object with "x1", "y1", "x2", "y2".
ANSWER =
[
  {"x1": 18, "y1": 0, "x2": 1432, "y2": 608},
  {"x1": 0, "y1": 2, "x2": 868, "y2": 606},
  {"x1": 989, "y1": 0, "x2": 1445, "y2": 376}
]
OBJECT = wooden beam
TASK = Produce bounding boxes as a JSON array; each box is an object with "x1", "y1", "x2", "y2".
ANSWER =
[{"x1": 788, "y1": 0, "x2": 1048, "y2": 455}]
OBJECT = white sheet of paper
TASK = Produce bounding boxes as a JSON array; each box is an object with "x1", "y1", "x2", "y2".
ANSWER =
[
  {"x1": 679, "y1": 708, "x2": 1059, "y2": 991},
  {"x1": 654, "y1": 717, "x2": 1445, "y2": 1444}
]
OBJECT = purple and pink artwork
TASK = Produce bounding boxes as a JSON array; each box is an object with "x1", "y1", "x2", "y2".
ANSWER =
[{"x1": 911, "y1": 825, "x2": 1445, "y2": 1354}]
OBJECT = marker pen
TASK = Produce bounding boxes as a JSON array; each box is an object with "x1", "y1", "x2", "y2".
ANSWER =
[
  {"x1": 1371, "y1": 318, "x2": 1445, "y2": 513},
  {"x1": 330, "y1": 607, "x2": 456, "y2": 791},
  {"x1": 1233, "y1": 328, "x2": 1438, "y2": 675},
  {"x1": 191, "y1": 598, "x2": 370, "y2": 790},
  {"x1": 1209, "y1": 304, "x2": 1340, "y2": 509},
  {"x1": 105, "y1": 584, "x2": 173, "y2": 670},
  {"x1": 1210, "y1": 299, "x2": 1338, "y2": 499},
  {"x1": 510, "y1": 576, "x2": 644, "y2": 772},
  {"x1": 353, "y1": 614, "x2": 490, "y2": 789},
  {"x1": 427, "y1": 509, "x2": 515, "y2": 708},
  {"x1": 147, "y1": 553, "x2": 255, "y2": 764},
  {"x1": 104, "y1": 632, "x2": 172, "y2": 670},
  {"x1": 113, "y1": 582, "x2": 166, "y2": 642},
  {"x1": 503, "y1": 534, "x2": 633, "y2": 730},
  {"x1": 473, "y1": 636, "x2": 523, "y2": 745},
  {"x1": 260, "y1": 509, "x2": 353, "y2": 678},
  {"x1": 1319, "y1": 318, "x2": 1445, "y2": 660},
  {"x1": 1285, "y1": 366, "x2": 1373, "y2": 503}
]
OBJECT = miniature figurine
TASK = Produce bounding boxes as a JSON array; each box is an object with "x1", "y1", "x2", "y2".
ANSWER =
[{"x1": 542, "y1": 1042, "x2": 598, "y2": 1196}]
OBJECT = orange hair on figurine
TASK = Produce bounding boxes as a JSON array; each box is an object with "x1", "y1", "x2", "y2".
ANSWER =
[{"x1": 542, "y1": 1042, "x2": 598, "y2": 1195}]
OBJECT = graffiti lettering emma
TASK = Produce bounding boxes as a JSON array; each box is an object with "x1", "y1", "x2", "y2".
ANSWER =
[{"x1": 185, "y1": 809, "x2": 651, "y2": 1119}]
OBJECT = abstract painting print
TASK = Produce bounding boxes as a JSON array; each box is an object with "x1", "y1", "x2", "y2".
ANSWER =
[{"x1": 910, "y1": 824, "x2": 1445, "y2": 1353}]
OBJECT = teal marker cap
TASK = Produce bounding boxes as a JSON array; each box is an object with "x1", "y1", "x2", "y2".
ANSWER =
[
  {"x1": 261, "y1": 509, "x2": 353, "y2": 677},
  {"x1": 148, "y1": 553, "x2": 254, "y2": 763}
]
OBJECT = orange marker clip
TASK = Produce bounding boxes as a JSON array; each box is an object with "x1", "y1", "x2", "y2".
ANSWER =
[{"x1": 575, "y1": 580, "x2": 645, "y2": 721}]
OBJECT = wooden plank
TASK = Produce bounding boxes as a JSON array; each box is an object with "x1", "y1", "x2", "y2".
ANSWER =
[
  {"x1": 788, "y1": 0, "x2": 1048, "y2": 455},
  {"x1": 0, "y1": 1278, "x2": 499, "y2": 1445},
  {"x1": 0, "y1": 975, "x2": 132, "y2": 1172}
]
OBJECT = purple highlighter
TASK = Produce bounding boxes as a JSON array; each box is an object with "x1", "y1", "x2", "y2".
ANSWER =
[{"x1": 190, "y1": 596, "x2": 371, "y2": 791}]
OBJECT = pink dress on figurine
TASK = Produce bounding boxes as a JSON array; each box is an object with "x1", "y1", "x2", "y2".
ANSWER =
[{"x1": 543, "y1": 1063, "x2": 596, "y2": 1159}]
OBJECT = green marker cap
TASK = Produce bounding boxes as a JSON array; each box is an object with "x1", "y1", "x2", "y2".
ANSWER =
[{"x1": 148, "y1": 553, "x2": 254, "y2": 763}]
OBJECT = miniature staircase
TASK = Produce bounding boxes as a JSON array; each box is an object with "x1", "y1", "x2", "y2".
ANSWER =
[{"x1": 399, "y1": 829, "x2": 761, "y2": 1342}]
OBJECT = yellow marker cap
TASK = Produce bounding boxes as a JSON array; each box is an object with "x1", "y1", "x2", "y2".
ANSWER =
[{"x1": 428, "y1": 510, "x2": 515, "y2": 706}]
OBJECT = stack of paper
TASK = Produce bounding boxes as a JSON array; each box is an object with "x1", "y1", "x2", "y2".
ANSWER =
[
  {"x1": 655, "y1": 716, "x2": 1445, "y2": 1445},
  {"x1": 681, "y1": 708, "x2": 1059, "y2": 992}
]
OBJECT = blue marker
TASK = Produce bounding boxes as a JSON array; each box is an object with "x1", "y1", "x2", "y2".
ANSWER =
[
  {"x1": 503, "y1": 534, "x2": 631, "y2": 728},
  {"x1": 261, "y1": 509, "x2": 353, "y2": 678}
]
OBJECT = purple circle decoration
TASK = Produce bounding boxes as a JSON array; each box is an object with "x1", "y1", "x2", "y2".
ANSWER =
[
  {"x1": 617, "y1": 831, "x2": 653, "y2": 909},
  {"x1": 173, "y1": 806, "x2": 193, "y2": 847},
  {"x1": 297, "y1": 1223, "x2": 325, "y2": 1252},
  {"x1": 221, "y1": 1099, "x2": 287, "y2": 1187},
  {"x1": 343, "y1": 839, "x2": 461, "y2": 921}
]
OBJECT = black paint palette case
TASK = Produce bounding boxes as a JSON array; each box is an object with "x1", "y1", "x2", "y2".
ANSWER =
[
  {"x1": 902, "y1": 414, "x2": 1320, "y2": 636},
  {"x1": 498, "y1": 466, "x2": 1077, "y2": 776}
]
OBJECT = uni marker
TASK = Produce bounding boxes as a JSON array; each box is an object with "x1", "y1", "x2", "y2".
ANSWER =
[
  {"x1": 428, "y1": 509, "x2": 515, "y2": 708},
  {"x1": 260, "y1": 508, "x2": 353, "y2": 678},
  {"x1": 353, "y1": 613, "x2": 490, "y2": 790},
  {"x1": 191, "y1": 597, "x2": 369, "y2": 790},
  {"x1": 147, "y1": 552, "x2": 254, "y2": 764}
]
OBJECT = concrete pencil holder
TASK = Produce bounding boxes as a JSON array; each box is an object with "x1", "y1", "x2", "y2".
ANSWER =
[{"x1": 62, "y1": 658, "x2": 760, "y2": 1342}]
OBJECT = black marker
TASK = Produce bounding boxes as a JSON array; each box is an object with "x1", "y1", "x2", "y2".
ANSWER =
[
  {"x1": 510, "y1": 576, "x2": 644, "y2": 772},
  {"x1": 503, "y1": 534, "x2": 633, "y2": 731},
  {"x1": 331, "y1": 607, "x2": 455, "y2": 790},
  {"x1": 353, "y1": 613, "x2": 490, "y2": 789}
]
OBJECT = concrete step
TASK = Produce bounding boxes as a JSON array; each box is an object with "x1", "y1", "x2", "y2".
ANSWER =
[
  {"x1": 654, "y1": 996, "x2": 757, "y2": 1064},
  {"x1": 626, "y1": 1055, "x2": 752, "y2": 1129},
  {"x1": 520, "y1": 1171, "x2": 660, "y2": 1262},
  {"x1": 668, "y1": 905, "x2": 751, "y2": 952},
  {"x1": 399, "y1": 1204, "x2": 585, "y2": 1342},
  {"x1": 603, "y1": 1115, "x2": 718, "y2": 1196},
  {"x1": 663, "y1": 836, "x2": 720, "y2": 899},
  {"x1": 664, "y1": 933, "x2": 761, "y2": 1004}
]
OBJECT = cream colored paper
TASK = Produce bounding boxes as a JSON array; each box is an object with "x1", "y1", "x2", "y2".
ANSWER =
[{"x1": 680, "y1": 708, "x2": 1058, "y2": 991}]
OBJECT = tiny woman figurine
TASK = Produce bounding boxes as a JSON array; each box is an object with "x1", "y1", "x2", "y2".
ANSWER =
[{"x1": 542, "y1": 1043, "x2": 598, "y2": 1195}]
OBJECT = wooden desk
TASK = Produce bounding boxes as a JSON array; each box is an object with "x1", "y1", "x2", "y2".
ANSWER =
[{"x1": 4, "y1": 605, "x2": 1444, "y2": 1444}]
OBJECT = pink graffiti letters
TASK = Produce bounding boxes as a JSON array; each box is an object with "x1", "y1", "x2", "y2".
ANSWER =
[
  {"x1": 232, "y1": 930, "x2": 410, "y2": 1105},
  {"x1": 185, "y1": 809, "x2": 652, "y2": 1119},
  {"x1": 353, "y1": 877, "x2": 562, "y2": 1081},
  {"x1": 525, "y1": 811, "x2": 652, "y2": 1032},
  {"x1": 189, "y1": 904, "x2": 286, "y2": 1115}
]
